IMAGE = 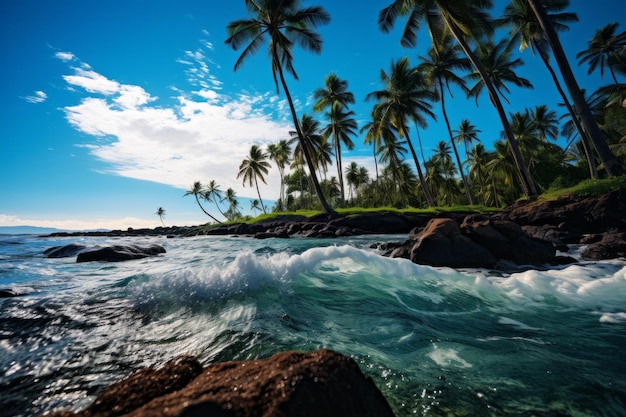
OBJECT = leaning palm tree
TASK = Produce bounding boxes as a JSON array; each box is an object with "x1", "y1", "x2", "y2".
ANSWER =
[
  {"x1": 184, "y1": 181, "x2": 222, "y2": 223},
  {"x1": 379, "y1": 0, "x2": 539, "y2": 199},
  {"x1": 497, "y1": 0, "x2": 597, "y2": 178},
  {"x1": 577, "y1": 22, "x2": 626, "y2": 84},
  {"x1": 417, "y1": 33, "x2": 474, "y2": 204},
  {"x1": 527, "y1": 0, "x2": 624, "y2": 177},
  {"x1": 225, "y1": 0, "x2": 334, "y2": 214},
  {"x1": 267, "y1": 140, "x2": 291, "y2": 210},
  {"x1": 204, "y1": 179, "x2": 227, "y2": 217},
  {"x1": 366, "y1": 57, "x2": 436, "y2": 207},
  {"x1": 237, "y1": 145, "x2": 271, "y2": 215},
  {"x1": 155, "y1": 207, "x2": 166, "y2": 227}
]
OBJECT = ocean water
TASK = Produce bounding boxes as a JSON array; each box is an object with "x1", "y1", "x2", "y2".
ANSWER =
[{"x1": 1, "y1": 233, "x2": 625, "y2": 417}]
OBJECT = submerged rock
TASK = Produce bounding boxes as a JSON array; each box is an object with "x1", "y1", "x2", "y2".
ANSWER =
[
  {"x1": 581, "y1": 232, "x2": 626, "y2": 260},
  {"x1": 76, "y1": 244, "x2": 166, "y2": 263},
  {"x1": 46, "y1": 349, "x2": 396, "y2": 417}
]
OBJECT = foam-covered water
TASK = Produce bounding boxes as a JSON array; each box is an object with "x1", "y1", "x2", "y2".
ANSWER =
[{"x1": 1, "y1": 233, "x2": 625, "y2": 416}]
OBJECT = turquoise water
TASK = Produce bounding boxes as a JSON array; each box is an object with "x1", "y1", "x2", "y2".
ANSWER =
[{"x1": 1, "y1": 233, "x2": 625, "y2": 416}]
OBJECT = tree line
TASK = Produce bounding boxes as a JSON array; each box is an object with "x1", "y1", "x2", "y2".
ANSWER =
[{"x1": 185, "y1": 0, "x2": 625, "y2": 221}]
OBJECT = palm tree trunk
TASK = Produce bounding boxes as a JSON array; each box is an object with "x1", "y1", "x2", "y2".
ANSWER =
[
  {"x1": 442, "y1": 14, "x2": 538, "y2": 199},
  {"x1": 528, "y1": 0, "x2": 624, "y2": 177},
  {"x1": 402, "y1": 126, "x2": 435, "y2": 207},
  {"x1": 335, "y1": 140, "x2": 345, "y2": 203},
  {"x1": 536, "y1": 44, "x2": 598, "y2": 179},
  {"x1": 439, "y1": 80, "x2": 474, "y2": 204},
  {"x1": 195, "y1": 195, "x2": 222, "y2": 223},
  {"x1": 254, "y1": 177, "x2": 267, "y2": 214},
  {"x1": 276, "y1": 64, "x2": 335, "y2": 214}
]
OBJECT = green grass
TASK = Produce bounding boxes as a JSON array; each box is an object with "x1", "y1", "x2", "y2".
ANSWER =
[{"x1": 542, "y1": 176, "x2": 626, "y2": 200}]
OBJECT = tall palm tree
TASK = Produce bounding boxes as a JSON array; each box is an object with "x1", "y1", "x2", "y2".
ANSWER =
[
  {"x1": 313, "y1": 74, "x2": 356, "y2": 203},
  {"x1": 362, "y1": 105, "x2": 398, "y2": 183},
  {"x1": 237, "y1": 145, "x2": 271, "y2": 214},
  {"x1": 417, "y1": 34, "x2": 474, "y2": 204},
  {"x1": 527, "y1": 0, "x2": 624, "y2": 177},
  {"x1": 497, "y1": 0, "x2": 596, "y2": 178},
  {"x1": 379, "y1": 0, "x2": 539, "y2": 199},
  {"x1": 155, "y1": 207, "x2": 166, "y2": 227},
  {"x1": 366, "y1": 57, "x2": 436, "y2": 207},
  {"x1": 467, "y1": 143, "x2": 490, "y2": 206},
  {"x1": 577, "y1": 22, "x2": 626, "y2": 84},
  {"x1": 225, "y1": 0, "x2": 334, "y2": 214},
  {"x1": 267, "y1": 140, "x2": 291, "y2": 210},
  {"x1": 321, "y1": 101, "x2": 358, "y2": 203},
  {"x1": 184, "y1": 181, "x2": 222, "y2": 223}
]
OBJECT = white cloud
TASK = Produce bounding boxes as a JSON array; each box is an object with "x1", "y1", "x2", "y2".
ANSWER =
[
  {"x1": 60, "y1": 54, "x2": 291, "y2": 201},
  {"x1": 23, "y1": 90, "x2": 47, "y2": 103},
  {"x1": 55, "y1": 51, "x2": 75, "y2": 62}
]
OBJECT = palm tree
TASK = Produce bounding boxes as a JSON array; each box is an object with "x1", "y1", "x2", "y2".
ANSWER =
[
  {"x1": 250, "y1": 199, "x2": 262, "y2": 214},
  {"x1": 467, "y1": 143, "x2": 490, "y2": 206},
  {"x1": 417, "y1": 34, "x2": 474, "y2": 204},
  {"x1": 155, "y1": 207, "x2": 166, "y2": 227},
  {"x1": 379, "y1": 0, "x2": 539, "y2": 199},
  {"x1": 366, "y1": 57, "x2": 436, "y2": 207},
  {"x1": 345, "y1": 161, "x2": 359, "y2": 201},
  {"x1": 527, "y1": 0, "x2": 624, "y2": 177},
  {"x1": 225, "y1": 0, "x2": 334, "y2": 214},
  {"x1": 531, "y1": 105, "x2": 559, "y2": 142},
  {"x1": 362, "y1": 105, "x2": 399, "y2": 183},
  {"x1": 184, "y1": 181, "x2": 222, "y2": 223},
  {"x1": 237, "y1": 145, "x2": 271, "y2": 215},
  {"x1": 497, "y1": 0, "x2": 596, "y2": 178},
  {"x1": 321, "y1": 101, "x2": 358, "y2": 203},
  {"x1": 223, "y1": 188, "x2": 240, "y2": 221},
  {"x1": 312, "y1": 73, "x2": 356, "y2": 112},
  {"x1": 267, "y1": 140, "x2": 291, "y2": 210},
  {"x1": 313, "y1": 74, "x2": 356, "y2": 203},
  {"x1": 577, "y1": 22, "x2": 626, "y2": 84},
  {"x1": 454, "y1": 119, "x2": 482, "y2": 163},
  {"x1": 204, "y1": 179, "x2": 227, "y2": 218}
]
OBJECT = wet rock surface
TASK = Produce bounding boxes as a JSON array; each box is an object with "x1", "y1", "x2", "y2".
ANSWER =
[{"x1": 45, "y1": 349, "x2": 396, "y2": 417}]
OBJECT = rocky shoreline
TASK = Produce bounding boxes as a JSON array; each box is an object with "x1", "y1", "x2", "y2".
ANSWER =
[{"x1": 47, "y1": 187, "x2": 626, "y2": 266}]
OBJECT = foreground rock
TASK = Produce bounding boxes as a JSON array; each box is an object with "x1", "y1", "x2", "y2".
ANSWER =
[{"x1": 46, "y1": 349, "x2": 396, "y2": 417}]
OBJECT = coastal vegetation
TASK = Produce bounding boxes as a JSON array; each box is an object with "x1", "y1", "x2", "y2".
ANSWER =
[{"x1": 186, "y1": 0, "x2": 625, "y2": 223}]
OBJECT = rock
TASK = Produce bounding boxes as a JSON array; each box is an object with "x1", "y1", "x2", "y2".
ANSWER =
[
  {"x1": 46, "y1": 349, "x2": 396, "y2": 417},
  {"x1": 76, "y1": 244, "x2": 166, "y2": 263},
  {"x1": 44, "y1": 244, "x2": 88, "y2": 258},
  {"x1": 0, "y1": 289, "x2": 20, "y2": 298},
  {"x1": 581, "y1": 232, "x2": 626, "y2": 260},
  {"x1": 409, "y1": 218, "x2": 497, "y2": 268}
]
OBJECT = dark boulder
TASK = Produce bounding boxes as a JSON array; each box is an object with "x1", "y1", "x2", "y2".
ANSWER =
[
  {"x1": 409, "y1": 218, "x2": 497, "y2": 268},
  {"x1": 581, "y1": 232, "x2": 626, "y2": 260},
  {"x1": 44, "y1": 244, "x2": 88, "y2": 258},
  {"x1": 46, "y1": 349, "x2": 396, "y2": 417},
  {"x1": 76, "y1": 244, "x2": 166, "y2": 263}
]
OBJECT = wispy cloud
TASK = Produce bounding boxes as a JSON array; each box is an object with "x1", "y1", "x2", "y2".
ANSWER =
[
  {"x1": 0, "y1": 213, "x2": 167, "y2": 231},
  {"x1": 23, "y1": 90, "x2": 47, "y2": 104},
  {"x1": 57, "y1": 48, "x2": 291, "y2": 201}
]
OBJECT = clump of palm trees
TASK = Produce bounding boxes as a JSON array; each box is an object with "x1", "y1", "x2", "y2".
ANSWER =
[{"x1": 184, "y1": 0, "x2": 625, "y2": 222}]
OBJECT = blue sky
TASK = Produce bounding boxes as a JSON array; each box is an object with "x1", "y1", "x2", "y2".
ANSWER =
[{"x1": 1, "y1": 1, "x2": 622, "y2": 230}]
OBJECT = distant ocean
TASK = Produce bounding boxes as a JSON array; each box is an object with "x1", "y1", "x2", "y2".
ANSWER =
[{"x1": 1, "y1": 233, "x2": 625, "y2": 416}]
